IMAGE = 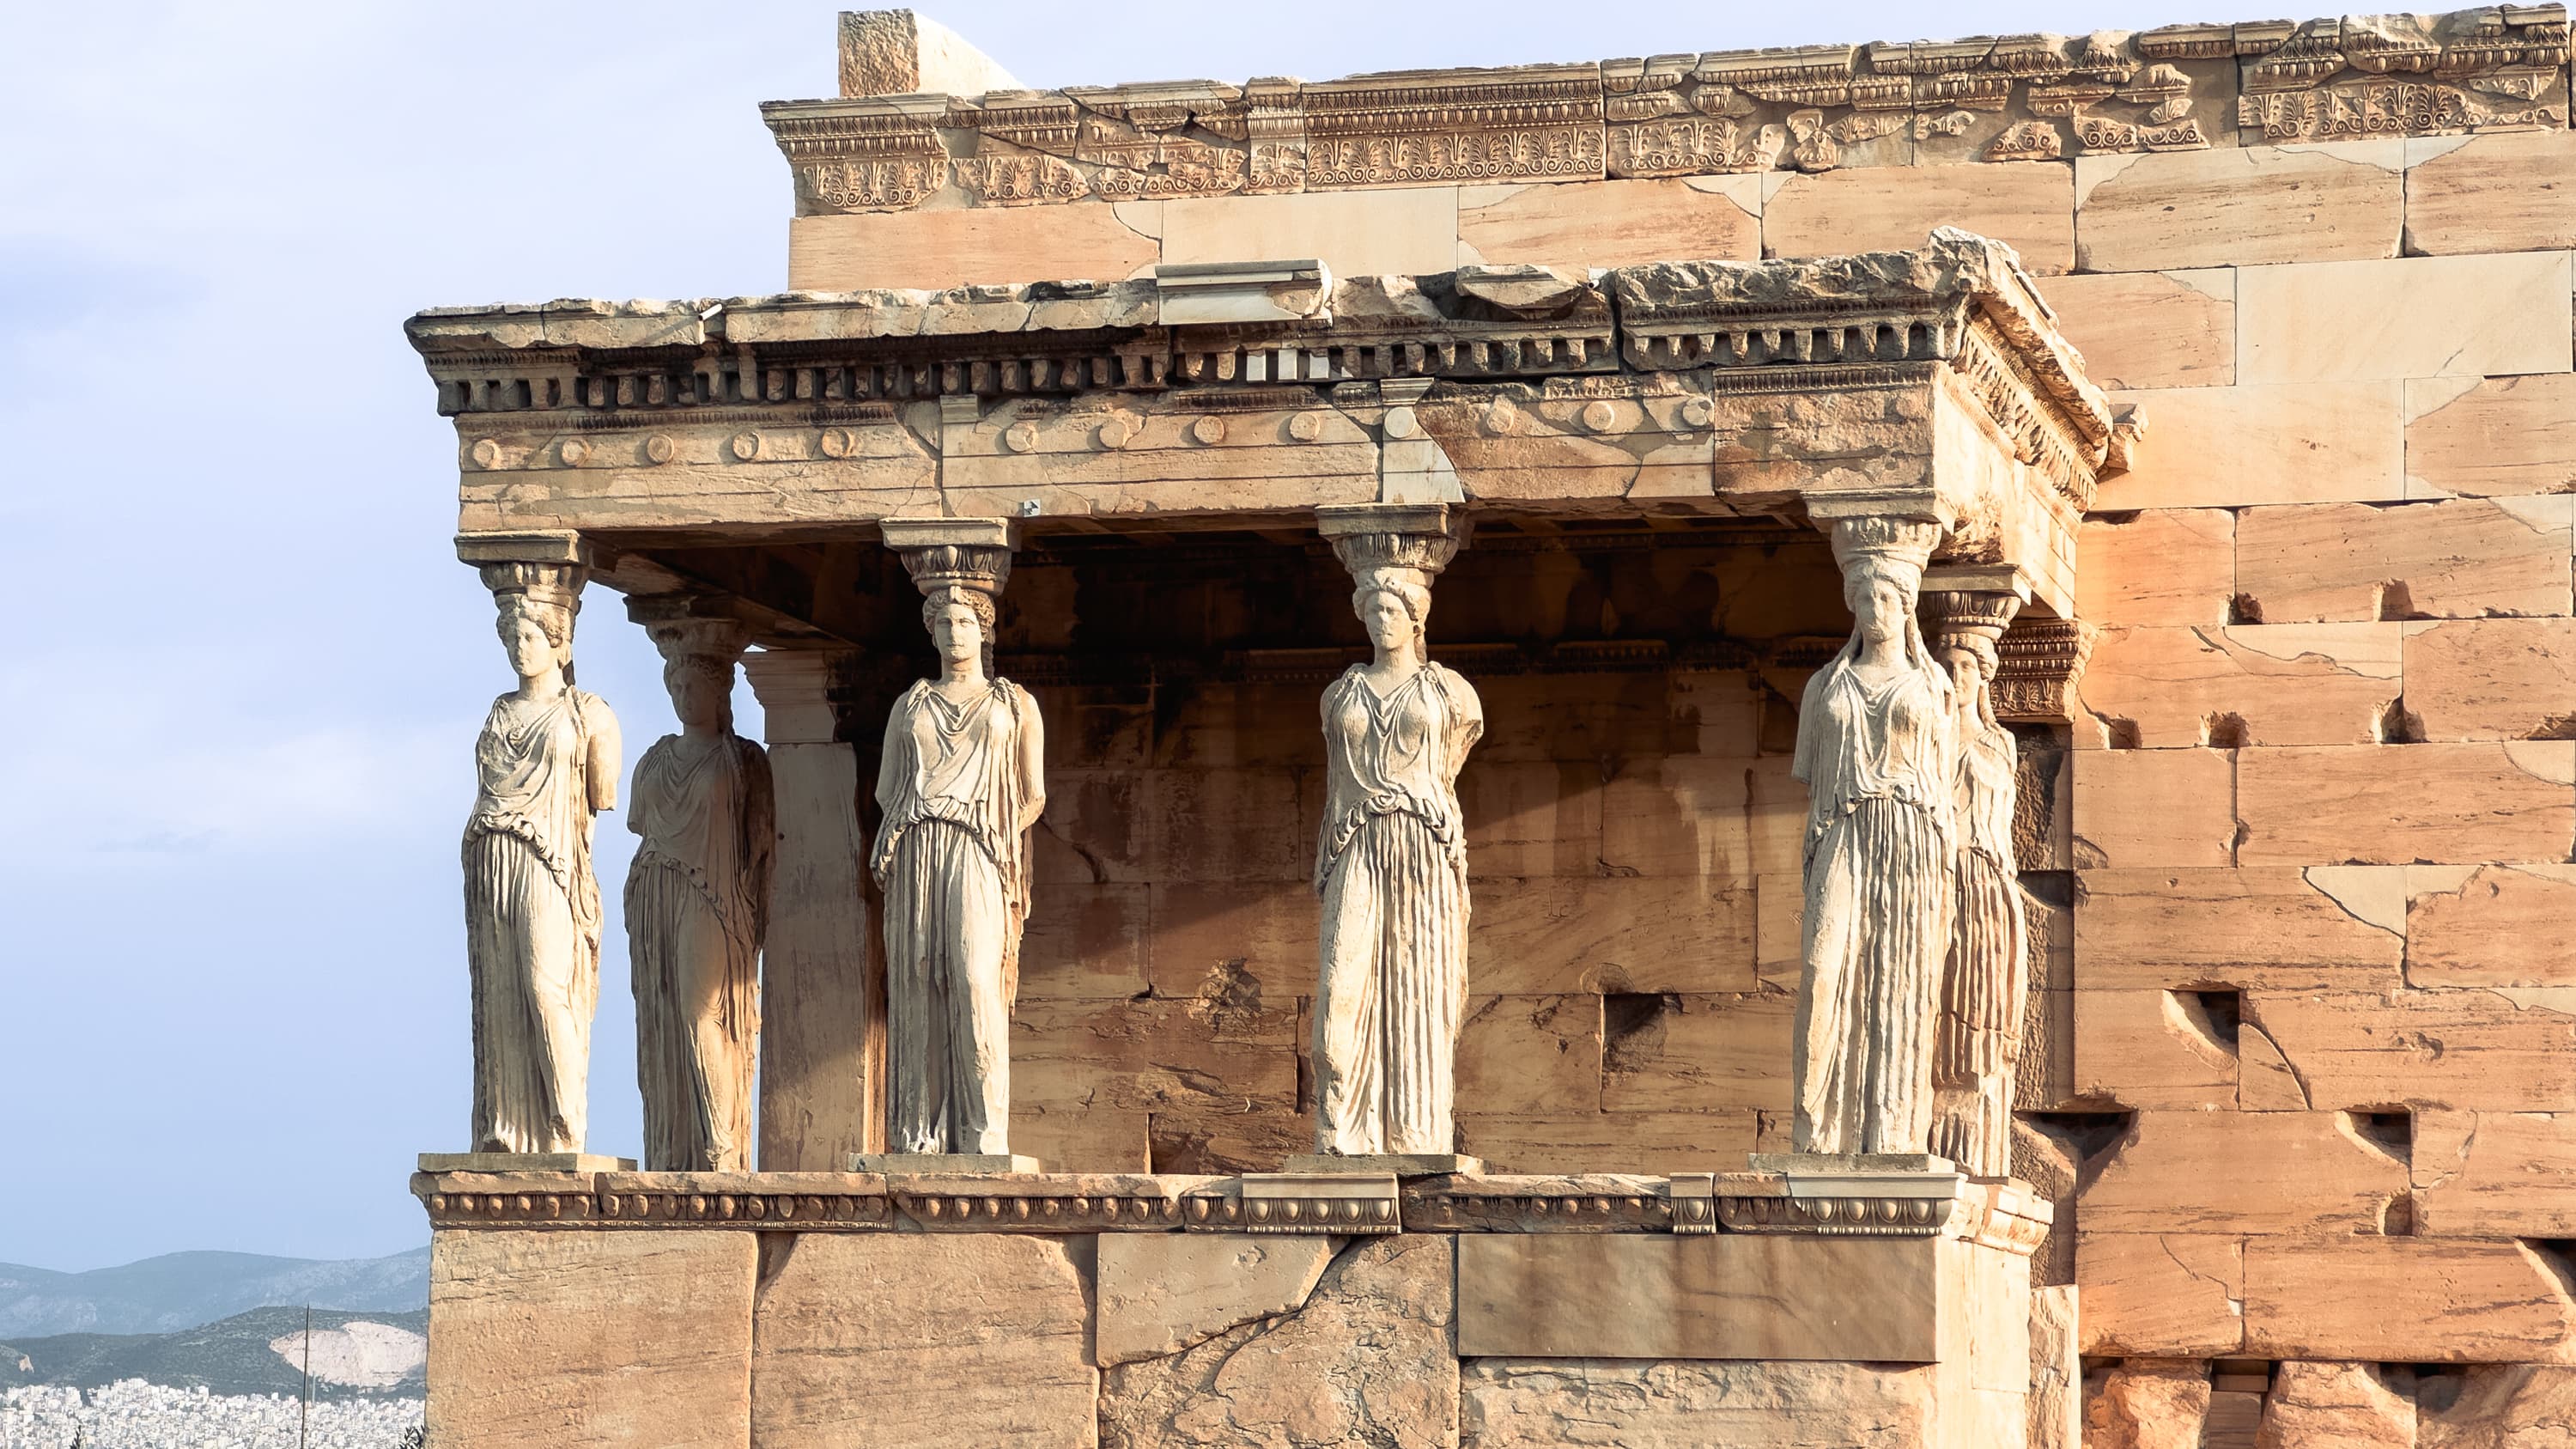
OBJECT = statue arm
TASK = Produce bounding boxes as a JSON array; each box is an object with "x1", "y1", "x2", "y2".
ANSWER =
[
  {"x1": 1444, "y1": 667, "x2": 1485, "y2": 770},
  {"x1": 1014, "y1": 688, "x2": 1048, "y2": 833},
  {"x1": 872, "y1": 699, "x2": 908, "y2": 814},
  {"x1": 584, "y1": 697, "x2": 623, "y2": 813}
]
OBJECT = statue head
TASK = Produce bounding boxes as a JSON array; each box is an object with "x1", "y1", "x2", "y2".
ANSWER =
[
  {"x1": 664, "y1": 654, "x2": 734, "y2": 733},
  {"x1": 1351, "y1": 566, "x2": 1432, "y2": 653},
  {"x1": 497, "y1": 594, "x2": 574, "y2": 683},
  {"x1": 921, "y1": 586, "x2": 998, "y2": 673},
  {"x1": 1827, "y1": 515, "x2": 1941, "y2": 661}
]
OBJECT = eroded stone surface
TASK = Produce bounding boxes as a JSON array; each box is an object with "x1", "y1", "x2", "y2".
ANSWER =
[
  {"x1": 1098, "y1": 1234, "x2": 1456, "y2": 1449},
  {"x1": 2257, "y1": 1361, "x2": 2415, "y2": 1448},
  {"x1": 1094, "y1": 1233, "x2": 1339, "y2": 1367},
  {"x1": 1460, "y1": 1359, "x2": 1938, "y2": 1448},
  {"x1": 2085, "y1": 1359, "x2": 2211, "y2": 1449},
  {"x1": 750, "y1": 1233, "x2": 1095, "y2": 1448}
]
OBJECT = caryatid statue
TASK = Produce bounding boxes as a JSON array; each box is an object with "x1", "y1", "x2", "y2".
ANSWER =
[
  {"x1": 625, "y1": 607, "x2": 774, "y2": 1172},
  {"x1": 872, "y1": 520, "x2": 1045, "y2": 1158},
  {"x1": 1311, "y1": 504, "x2": 1485, "y2": 1160},
  {"x1": 1789, "y1": 514, "x2": 1955, "y2": 1158},
  {"x1": 463, "y1": 557, "x2": 621, "y2": 1156},
  {"x1": 1923, "y1": 581, "x2": 2029, "y2": 1178}
]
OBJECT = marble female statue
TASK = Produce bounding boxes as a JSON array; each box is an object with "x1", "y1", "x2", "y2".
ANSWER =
[
  {"x1": 1929, "y1": 629, "x2": 2028, "y2": 1178},
  {"x1": 1789, "y1": 518, "x2": 1953, "y2": 1158},
  {"x1": 464, "y1": 565, "x2": 621, "y2": 1155},
  {"x1": 626, "y1": 622, "x2": 773, "y2": 1172},
  {"x1": 872, "y1": 584, "x2": 1045, "y2": 1156},
  {"x1": 1312, "y1": 551, "x2": 1485, "y2": 1158}
]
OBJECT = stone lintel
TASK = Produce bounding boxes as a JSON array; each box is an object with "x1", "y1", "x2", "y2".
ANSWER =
[{"x1": 876, "y1": 516, "x2": 1020, "y2": 552}]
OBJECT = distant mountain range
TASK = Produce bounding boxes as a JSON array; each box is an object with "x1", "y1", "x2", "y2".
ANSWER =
[
  {"x1": 0, "y1": 1306, "x2": 428, "y2": 1400},
  {"x1": 0, "y1": 1248, "x2": 430, "y2": 1338}
]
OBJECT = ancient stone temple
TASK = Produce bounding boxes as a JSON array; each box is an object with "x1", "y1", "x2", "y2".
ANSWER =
[{"x1": 408, "y1": 7, "x2": 2576, "y2": 1446}]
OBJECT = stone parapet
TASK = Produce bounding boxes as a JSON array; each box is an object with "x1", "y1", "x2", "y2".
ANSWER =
[{"x1": 765, "y1": 6, "x2": 2569, "y2": 219}]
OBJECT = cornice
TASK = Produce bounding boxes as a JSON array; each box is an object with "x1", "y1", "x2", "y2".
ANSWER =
[{"x1": 762, "y1": 4, "x2": 2567, "y2": 214}]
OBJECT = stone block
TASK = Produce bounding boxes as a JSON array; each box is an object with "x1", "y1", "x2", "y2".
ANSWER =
[
  {"x1": 1159, "y1": 187, "x2": 1459, "y2": 277},
  {"x1": 1456, "y1": 1107, "x2": 1766, "y2": 1175},
  {"x1": 2236, "y1": 496, "x2": 2573, "y2": 624},
  {"x1": 2074, "y1": 142, "x2": 2403, "y2": 271},
  {"x1": 1765, "y1": 161, "x2": 2075, "y2": 273},
  {"x1": 2075, "y1": 1234, "x2": 2245, "y2": 1355},
  {"x1": 427, "y1": 1228, "x2": 755, "y2": 1449},
  {"x1": 2074, "y1": 868, "x2": 2405, "y2": 992},
  {"x1": 2249, "y1": 988, "x2": 2576, "y2": 1111},
  {"x1": 2097, "y1": 382, "x2": 2403, "y2": 508},
  {"x1": 1013, "y1": 995, "x2": 1299, "y2": 1114},
  {"x1": 2404, "y1": 618, "x2": 2576, "y2": 742},
  {"x1": 2236, "y1": 742, "x2": 2576, "y2": 865},
  {"x1": 1595, "y1": 754, "x2": 1757, "y2": 879},
  {"x1": 2073, "y1": 989, "x2": 2237, "y2": 1110},
  {"x1": 1140, "y1": 767, "x2": 1306, "y2": 883},
  {"x1": 2075, "y1": 508, "x2": 2235, "y2": 627},
  {"x1": 1459, "y1": 1232, "x2": 1965, "y2": 1361},
  {"x1": 2256, "y1": 1361, "x2": 2415, "y2": 1448},
  {"x1": 2036, "y1": 271, "x2": 2234, "y2": 390},
  {"x1": 2030, "y1": 1286, "x2": 2081, "y2": 1449},
  {"x1": 1097, "y1": 1234, "x2": 1455, "y2": 1449},
  {"x1": 2420, "y1": 1365, "x2": 2576, "y2": 1447},
  {"x1": 1012, "y1": 1102, "x2": 1151, "y2": 1173},
  {"x1": 2408, "y1": 374, "x2": 2576, "y2": 498},
  {"x1": 2414, "y1": 1108, "x2": 2576, "y2": 1236},
  {"x1": 2069, "y1": 751, "x2": 2238, "y2": 868},
  {"x1": 2245, "y1": 1237, "x2": 2576, "y2": 1362},
  {"x1": 1600, "y1": 991, "x2": 1795, "y2": 1112},
  {"x1": 1461, "y1": 1359, "x2": 1941, "y2": 1448},
  {"x1": 1470, "y1": 875, "x2": 1757, "y2": 994},
  {"x1": 1459, "y1": 176, "x2": 1761, "y2": 268},
  {"x1": 788, "y1": 207, "x2": 1159, "y2": 291},
  {"x1": 2086, "y1": 1359, "x2": 2212, "y2": 1449},
  {"x1": 2409, "y1": 863, "x2": 2576, "y2": 988},
  {"x1": 1457, "y1": 994, "x2": 1604, "y2": 1116},
  {"x1": 2077, "y1": 624, "x2": 2402, "y2": 749},
  {"x1": 1746, "y1": 756, "x2": 1807, "y2": 877},
  {"x1": 2404, "y1": 129, "x2": 2576, "y2": 255},
  {"x1": 1460, "y1": 759, "x2": 1606, "y2": 879},
  {"x1": 2237, "y1": 252, "x2": 2574, "y2": 384},
  {"x1": 1018, "y1": 881, "x2": 1151, "y2": 999},
  {"x1": 2081, "y1": 1111, "x2": 2407, "y2": 1235},
  {"x1": 1146, "y1": 881, "x2": 1315, "y2": 1001},
  {"x1": 1093, "y1": 1233, "x2": 1337, "y2": 1367},
  {"x1": 1146, "y1": 1105, "x2": 1309, "y2": 1175},
  {"x1": 751, "y1": 1233, "x2": 1094, "y2": 1446}
]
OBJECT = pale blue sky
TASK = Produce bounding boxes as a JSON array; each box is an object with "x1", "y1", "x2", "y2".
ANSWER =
[{"x1": 0, "y1": 0, "x2": 2221, "y2": 1271}]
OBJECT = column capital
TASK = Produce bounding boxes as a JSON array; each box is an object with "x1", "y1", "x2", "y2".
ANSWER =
[
  {"x1": 626, "y1": 593, "x2": 750, "y2": 661},
  {"x1": 880, "y1": 516, "x2": 1018, "y2": 600},
  {"x1": 1315, "y1": 502, "x2": 1467, "y2": 585}
]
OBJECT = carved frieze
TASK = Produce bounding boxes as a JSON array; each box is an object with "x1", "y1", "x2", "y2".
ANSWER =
[
  {"x1": 1990, "y1": 616, "x2": 2098, "y2": 724},
  {"x1": 762, "y1": 5, "x2": 2573, "y2": 210}
]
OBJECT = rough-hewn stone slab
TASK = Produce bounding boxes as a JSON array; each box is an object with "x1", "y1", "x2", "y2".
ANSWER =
[
  {"x1": 2257, "y1": 1361, "x2": 2414, "y2": 1447},
  {"x1": 2073, "y1": 868, "x2": 2404, "y2": 991},
  {"x1": 2069, "y1": 751, "x2": 2238, "y2": 868},
  {"x1": 2408, "y1": 374, "x2": 2576, "y2": 498},
  {"x1": 2099, "y1": 381, "x2": 2403, "y2": 508},
  {"x1": 2237, "y1": 253, "x2": 2574, "y2": 384},
  {"x1": 1598, "y1": 991, "x2": 1795, "y2": 1112},
  {"x1": 2404, "y1": 129, "x2": 2576, "y2": 255},
  {"x1": 1460, "y1": 178, "x2": 1761, "y2": 269},
  {"x1": 1094, "y1": 1233, "x2": 1338, "y2": 1367},
  {"x1": 2415, "y1": 1108, "x2": 2576, "y2": 1235},
  {"x1": 750, "y1": 1233, "x2": 1095, "y2": 1447},
  {"x1": 2403, "y1": 618, "x2": 2576, "y2": 742},
  {"x1": 2420, "y1": 1365, "x2": 2576, "y2": 1447},
  {"x1": 2081, "y1": 1111, "x2": 2406, "y2": 1234},
  {"x1": 2075, "y1": 1233, "x2": 2245, "y2": 1356},
  {"x1": 2072, "y1": 989, "x2": 2238, "y2": 1110},
  {"x1": 1461, "y1": 1359, "x2": 1940, "y2": 1448},
  {"x1": 1455, "y1": 1109, "x2": 1765, "y2": 1175},
  {"x1": 788, "y1": 207, "x2": 1158, "y2": 291},
  {"x1": 2234, "y1": 743, "x2": 2576, "y2": 865},
  {"x1": 1013, "y1": 995, "x2": 1300, "y2": 1116},
  {"x1": 2235, "y1": 497, "x2": 2573, "y2": 623},
  {"x1": 1765, "y1": 161, "x2": 2075, "y2": 274},
  {"x1": 2075, "y1": 143, "x2": 2402, "y2": 271},
  {"x1": 2085, "y1": 1358, "x2": 2213, "y2": 1449},
  {"x1": 2037, "y1": 271, "x2": 2234, "y2": 390},
  {"x1": 1457, "y1": 995, "x2": 1606, "y2": 1115},
  {"x1": 2077, "y1": 624, "x2": 2401, "y2": 748},
  {"x1": 1097, "y1": 1235, "x2": 1455, "y2": 1449},
  {"x1": 1467, "y1": 876, "x2": 1758, "y2": 995},
  {"x1": 428, "y1": 1228, "x2": 754, "y2": 1449},
  {"x1": 2076, "y1": 508, "x2": 2234, "y2": 627},
  {"x1": 2408, "y1": 863, "x2": 2576, "y2": 988},
  {"x1": 2249, "y1": 987, "x2": 2576, "y2": 1111},
  {"x1": 2029, "y1": 1286, "x2": 2081, "y2": 1449},
  {"x1": 2245, "y1": 1237, "x2": 2576, "y2": 1361},
  {"x1": 1457, "y1": 1233, "x2": 1948, "y2": 1361}
]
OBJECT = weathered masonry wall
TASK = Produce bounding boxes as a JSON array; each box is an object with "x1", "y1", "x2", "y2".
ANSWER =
[{"x1": 760, "y1": 2, "x2": 2576, "y2": 1424}]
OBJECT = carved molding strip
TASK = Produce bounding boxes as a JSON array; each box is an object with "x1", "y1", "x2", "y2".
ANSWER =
[{"x1": 774, "y1": 5, "x2": 2567, "y2": 214}]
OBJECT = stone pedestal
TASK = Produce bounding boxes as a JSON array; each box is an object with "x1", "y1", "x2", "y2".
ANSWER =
[
  {"x1": 849, "y1": 1152, "x2": 1043, "y2": 1174},
  {"x1": 418, "y1": 1152, "x2": 635, "y2": 1172},
  {"x1": 414, "y1": 1165, "x2": 2050, "y2": 1449},
  {"x1": 1284, "y1": 1152, "x2": 1483, "y2": 1176}
]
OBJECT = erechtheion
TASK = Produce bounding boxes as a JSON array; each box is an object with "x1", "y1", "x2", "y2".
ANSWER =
[{"x1": 409, "y1": 7, "x2": 2576, "y2": 1444}]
